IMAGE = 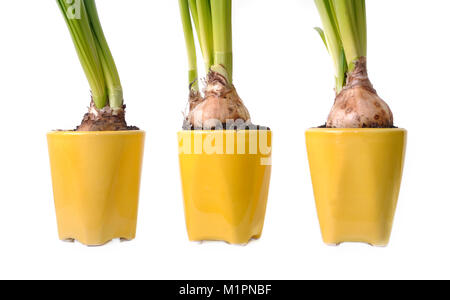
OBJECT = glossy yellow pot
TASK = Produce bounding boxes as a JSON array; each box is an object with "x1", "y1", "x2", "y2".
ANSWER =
[
  {"x1": 306, "y1": 128, "x2": 407, "y2": 246},
  {"x1": 178, "y1": 130, "x2": 272, "y2": 244},
  {"x1": 47, "y1": 131, "x2": 145, "y2": 246}
]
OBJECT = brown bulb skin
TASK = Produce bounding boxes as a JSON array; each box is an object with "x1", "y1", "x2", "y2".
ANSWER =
[
  {"x1": 326, "y1": 57, "x2": 394, "y2": 129},
  {"x1": 76, "y1": 101, "x2": 129, "y2": 131},
  {"x1": 188, "y1": 72, "x2": 250, "y2": 129}
]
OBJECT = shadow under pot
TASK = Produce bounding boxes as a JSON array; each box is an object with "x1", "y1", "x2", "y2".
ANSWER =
[
  {"x1": 178, "y1": 130, "x2": 272, "y2": 245},
  {"x1": 47, "y1": 131, "x2": 145, "y2": 246},
  {"x1": 306, "y1": 128, "x2": 407, "y2": 247}
]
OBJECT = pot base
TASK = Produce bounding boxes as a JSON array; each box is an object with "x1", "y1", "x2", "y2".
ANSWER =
[
  {"x1": 58, "y1": 235, "x2": 136, "y2": 247},
  {"x1": 60, "y1": 237, "x2": 134, "y2": 247},
  {"x1": 191, "y1": 234, "x2": 262, "y2": 246},
  {"x1": 327, "y1": 242, "x2": 388, "y2": 247}
]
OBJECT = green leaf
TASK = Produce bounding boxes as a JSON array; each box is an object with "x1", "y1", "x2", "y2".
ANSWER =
[
  {"x1": 179, "y1": 0, "x2": 199, "y2": 91},
  {"x1": 196, "y1": 0, "x2": 214, "y2": 71},
  {"x1": 57, "y1": 0, "x2": 107, "y2": 108},
  {"x1": 332, "y1": 0, "x2": 364, "y2": 69},
  {"x1": 314, "y1": 0, "x2": 347, "y2": 92},
  {"x1": 211, "y1": 0, "x2": 233, "y2": 83},
  {"x1": 314, "y1": 27, "x2": 329, "y2": 52},
  {"x1": 84, "y1": 0, "x2": 123, "y2": 108},
  {"x1": 57, "y1": 0, "x2": 123, "y2": 109}
]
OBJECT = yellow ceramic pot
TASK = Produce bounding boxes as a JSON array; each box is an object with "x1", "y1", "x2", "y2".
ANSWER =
[
  {"x1": 178, "y1": 130, "x2": 272, "y2": 244},
  {"x1": 306, "y1": 128, "x2": 407, "y2": 246},
  {"x1": 47, "y1": 131, "x2": 145, "y2": 246}
]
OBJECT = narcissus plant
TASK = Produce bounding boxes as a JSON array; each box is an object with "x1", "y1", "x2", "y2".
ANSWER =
[
  {"x1": 177, "y1": 0, "x2": 272, "y2": 245},
  {"x1": 57, "y1": 0, "x2": 134, "y2": 131},
  {"x1": 315, "y1": 0, "x2": 393, "y2": 128},
  {"x1": 49, "y1": 0, "x2": 145, "y2": 246},
  {"x1": 307, "y1": 0, "x2": 407, "y2": 246},
  {"x1": 179, "y1": 0, "x2": 251, "y2": 129}
]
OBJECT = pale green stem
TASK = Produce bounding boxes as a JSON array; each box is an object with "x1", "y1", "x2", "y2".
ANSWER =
[
  {"x1": 84, "y1": 0, "x2": 123, "y2": 109},
  {"x1": 332, "y1": 0, "x2": 363, "y2": 70},
  {"x1": 314, "y1": 0, "x2": 347, "y2": 93},
  {"x1": 57, "y1": 0, "x2": 107, "y2": 108},
  {"x1": 353, "y1": 0, "x2": 367, "y2": 57},
  {"x1": 188, "y1": 0, "x2": 202, "y2": 49},
  {"x1": 210, "y1": 0, "x2": 233, "y2": 83},
  {"x1": 196, "y1": 0, "x2": 214, "y2": 71},
  {"x1": 179, "y1": 0, "x2": 199, "y2": 91}
]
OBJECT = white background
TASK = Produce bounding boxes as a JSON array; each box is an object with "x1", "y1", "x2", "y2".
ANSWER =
[{"x1": 0, "y1": 0, "x2": 448, "y2": 280}]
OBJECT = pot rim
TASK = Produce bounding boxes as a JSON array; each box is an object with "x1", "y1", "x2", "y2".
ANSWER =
[
  {"x1": 306, "y1": 128, "x2": 406, "y2": 134},
  {"x1": 178, "y1": 130, "x2": 272, "y2": 134},
  {"x1": 47, "y1": 130, "x2": 145, "y2": 136}
]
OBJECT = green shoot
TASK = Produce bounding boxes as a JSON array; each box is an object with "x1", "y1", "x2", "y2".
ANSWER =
[
  {"x1": 314, "y1": 0, "x2": 347, "y2": 93},
  {"x1": 179, "y1": 0, "x2": 234, "y2": 85},
  {"x1": 315, "y1": 0, "x2": 367, "y2": 92},
  {"x1": 57, "y1": 0, "x2": 123, "y2": 109},
  {"x1": 314, "y1": 27, "x2": 329, "y2": 52},
  {"x1": 332, "y1": 0, "x2": 364, "y2": 69},
  {"x1": 188, "y1": 0, "x2": 203, "y2": 53},
  {"x1": 179, "y1": 0, "x2": 199, "y2": 92},
  {"x1": 196, "y1": 0, "x2": 214, "y2": 71},
  {"x1": 211, "y1": 0, "x2": 233, "y2": 83},
  {"x1": 84, "y1": 0, "x2": 123, "y2": 108},
  {"x1": 353, "y1": 0, "x2": 367, "y2": 57},
  {"x1": 57, "y1": 0, "x2": 106, "y2": 108}
]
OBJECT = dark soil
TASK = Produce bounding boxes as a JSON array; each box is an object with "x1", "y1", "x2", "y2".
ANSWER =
[
  {"x1": 125, "y1": 126, "x2": 140, "y2": 131},
  {"x1": 54, "y1": 126, "x2": 140, "y2": 132},
  {"x1": 183, "y1": 121, "x2": 270, "y2": 131},
  {"x1": 71, "y1": 125, "x2": 140, "y2": 132},
  {"x1": 315, "y1": 123, "x2": 397, "y2": 129}
]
